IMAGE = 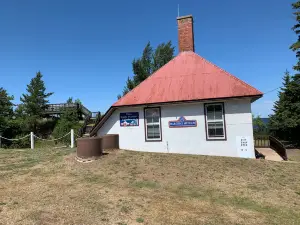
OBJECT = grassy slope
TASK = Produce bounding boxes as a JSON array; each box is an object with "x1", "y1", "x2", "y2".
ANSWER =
[{"x1": 0, "y1": 148, "x2": 300, "y2": 225}]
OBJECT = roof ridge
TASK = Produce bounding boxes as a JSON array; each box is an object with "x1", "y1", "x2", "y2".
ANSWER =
[
  {"x1": 113, "y1": 53, "x2": 181, "y2": 105},
  {"x1": 194, "y1": 53, "x2": 263, "y2": 94}
]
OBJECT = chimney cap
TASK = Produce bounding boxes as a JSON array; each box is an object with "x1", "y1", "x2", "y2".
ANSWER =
[{"x1": 177, "y1": 15, "x2": 193, "y2": 20}]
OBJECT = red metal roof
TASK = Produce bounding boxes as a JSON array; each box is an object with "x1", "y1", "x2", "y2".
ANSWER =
[{"x1": 113, "y1": 51, "x2": 262, "y2": 107}]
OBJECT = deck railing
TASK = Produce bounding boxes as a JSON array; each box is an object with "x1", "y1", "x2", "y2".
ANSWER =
[
  {"x1": 45, "y1": 103, "x2": 92, "y2": 116},
  {"x1": 269, "y1": 136, "x2": 288, "y2": 160},
  {"x1": 255, "y1": 135, "x2": 288, "y2": 160},
  {"x1": 254, "y1": 135, "x2": 270, "y2": 148}
]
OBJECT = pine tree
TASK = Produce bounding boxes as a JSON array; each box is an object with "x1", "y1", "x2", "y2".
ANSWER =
[
  {"x1": 290, "y1": 1, "x2": 300, "y2": 98},
  {"x1": 289, "y1": 1, "x2": 300, "y2": 143},
  {"x1": 290, "y1": 1, "x2": 300, "y2": 105},
  {"x1": 152, "y1": 41, "x2": 175, "y2": 73},
  {"x1": 0, "y1": 88, "x2": 14, "y2": 133},
  {"x1": 269, "y1": 71, "x2": 292, "y2": 139},
  {"x1": 118, "y1": 41, "x2": 175, "y2": 98},
  {"x1": 269, "y1": 2, "x2": 300, "y2": 145},
  {"x1": 291, "y1": 1, "x2": 300, "y2": 72},
  {"x1": 20, "y1": 71, "x2": 53, "y2": 132},
  {"x1": 121, "y1": 77, "x2": 135, "y2": 97}
]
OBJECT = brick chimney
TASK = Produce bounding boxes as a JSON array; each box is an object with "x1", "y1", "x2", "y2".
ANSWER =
[{"x1": 177, "y1": 15, "x2": 195, "y2": 52}]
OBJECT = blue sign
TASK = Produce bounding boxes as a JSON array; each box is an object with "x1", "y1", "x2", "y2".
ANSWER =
[
  {"x1": 169, "y1": 116, "x2": 197, "y2": 128},
  {"x1": 120, "y1": 112, "x2": 139, "y2": 127}
]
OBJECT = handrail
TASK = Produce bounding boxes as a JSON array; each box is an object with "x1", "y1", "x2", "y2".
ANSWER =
[
  {"x1": 93, "y1": 112, "x2": 102, "y2": 126},
  {"x1": 78, "y1": 114, "x2": 91, "y2": 137},
  {"x1": 78, "y1": 104, "x2": 92, "y2": 116},
  {"x1": 269, "y1": 136, "x2": 288, "y2": 160}
]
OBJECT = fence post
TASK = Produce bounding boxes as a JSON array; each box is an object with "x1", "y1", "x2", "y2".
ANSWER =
[
  {"x1": 71, "y1": 129, "x2": 74, "y2": 148},
  {"x1": 30, "y1": 132, "x2": 34, "y2": 150},
  {"x1": 0, "y1": 133, "x2": 2, "y2": 149}
]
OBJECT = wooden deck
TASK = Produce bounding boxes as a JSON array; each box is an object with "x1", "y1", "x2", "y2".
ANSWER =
[{"x1": 43, "y1": 103, "x2": 94, "y2": 117}]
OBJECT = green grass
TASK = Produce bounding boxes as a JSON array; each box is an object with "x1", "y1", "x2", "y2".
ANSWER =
[
  {"x1": 132, "y1": 180, "x2": 160, "y2": 189},
  {"x1": 0, "y1": 157, "x2": 40, "y2": 171},
  {"x1": 1, "y1": 148, "x2": 300, "y2": 224},
  {"x1": 136, "y1": 217, "x2": 144, "y2": 223}
]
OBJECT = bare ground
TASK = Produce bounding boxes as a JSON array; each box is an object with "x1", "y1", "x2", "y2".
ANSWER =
[
  {"x1": 0, "y1": 148, "x2": 300, "y2": 225},
  {"x1": 287, "y1": 149, "x2": 300, "y2": 162}
]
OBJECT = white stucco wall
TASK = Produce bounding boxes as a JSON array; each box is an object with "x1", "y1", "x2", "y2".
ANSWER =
[{"x1": 97, "y1": 99, "x2": 255, "y2": 158}]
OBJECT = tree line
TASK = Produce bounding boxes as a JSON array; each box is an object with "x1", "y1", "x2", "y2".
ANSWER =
[
  {"x1": 0, "y1": 41, "x2": 175, "y2": 148},
  {"x1": 0, "y1": 72, "x2": 82, "y2": 148}
]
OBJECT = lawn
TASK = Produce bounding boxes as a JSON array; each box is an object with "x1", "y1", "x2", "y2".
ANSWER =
[{"x1": 0, "y1": 148, "x2": 300, "y2": 225}]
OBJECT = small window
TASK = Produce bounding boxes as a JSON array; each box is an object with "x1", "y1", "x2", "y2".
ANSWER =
[
  {"x1": 205, "y1": 103, "x2": 226, "y2": 140},
  {"x1": 144, "y1": 107, "x2": 162, "y2": 141}
]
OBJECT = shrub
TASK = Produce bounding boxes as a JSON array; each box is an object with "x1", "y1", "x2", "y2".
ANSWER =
[{"x1": 9, "y1": 134, "x2": 31, "y2": 149}]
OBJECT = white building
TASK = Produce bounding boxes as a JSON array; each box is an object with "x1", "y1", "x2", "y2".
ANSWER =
[{"x1": 90, "y1": 15, "x2": 263, "y2": 159}]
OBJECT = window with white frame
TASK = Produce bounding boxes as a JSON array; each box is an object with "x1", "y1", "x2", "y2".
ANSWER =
[
  {"x1": 205, "y1": 103, "x2": 226, "y2": 140},
  {"x1": 144, "y1": 108, "x2": 161, "y2": 141}
]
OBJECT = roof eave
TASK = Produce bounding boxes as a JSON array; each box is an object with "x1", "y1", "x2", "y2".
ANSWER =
[
  {"x1": 250, "y1": 94, "x2": 263, "y2": 103},
  {"x1": 114, "y1": 94, "x2": 264, "y2": 108}
]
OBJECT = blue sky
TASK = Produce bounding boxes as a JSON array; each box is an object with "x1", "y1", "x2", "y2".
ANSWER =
[{"x1": 0, "y1": 0, "x2": 296, "y2": 117}]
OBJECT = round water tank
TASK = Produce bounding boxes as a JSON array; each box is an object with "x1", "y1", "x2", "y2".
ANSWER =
[
  {"x1": 102, "y1": 134, "x2": 119, "y2": 149},
  {"x1": 77, "y1": 137, "x2": 103, "y2": 159}
]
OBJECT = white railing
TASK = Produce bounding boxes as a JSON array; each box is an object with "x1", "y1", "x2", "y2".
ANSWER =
[{"x1": 0, "y1": 129, "x2": 75, "y2": 149}]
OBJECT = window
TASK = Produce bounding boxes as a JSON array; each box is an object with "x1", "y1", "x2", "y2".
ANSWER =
[
  {"x1": 144, "y1": 107, "x2": 162, "y2": 141},
  {"x1": 205, "y1": 103, "x2": 226, "y2": 140}
]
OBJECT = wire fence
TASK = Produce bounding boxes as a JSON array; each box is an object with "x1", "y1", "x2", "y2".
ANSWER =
[{"x1": 0, "y1": 129, "x2": 75, "y2": 149}]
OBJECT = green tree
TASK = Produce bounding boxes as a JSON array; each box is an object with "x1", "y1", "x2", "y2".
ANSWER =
[
  {"x1": 66, "y1": 97, "x2": 83, "y2": 120},
  {"x1": 269, "y1": 71, "x2": 291, "y2": 138},
  {"x1": 74, "y1": 98, "x2": 81, "y2": 104},
  {"x1": 253, "y1": 115, "x2": 267, "y2": 135},
  {"x1": 269, "y1": 2, "x2": 300, "y2": 145},
  {"x1": 20, "y1": 71, "x2": 53, "y2": 132},
  {"x1": 152, "y1": 41, "x2": 175, "y2": 72},
  {"x1": 291, "y1": 1, "x2": 300, "y2": 72},
  {"x1": 0, "y1": 88, "x2": 14, "y2": 134},
  {"x1": 269, "y1": 71, "x2": 300, "y2": 143},
  {"x1": 290, "y1": 1, "x2": 300, "y2": 104},
  {"x1": 52, "y1": 98, "x2": 81, "y2": 143},
  {"x1": 118, "y1": 41, "x2": 175, "y2": 98}
]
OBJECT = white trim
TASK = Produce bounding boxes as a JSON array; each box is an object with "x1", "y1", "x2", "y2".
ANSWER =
[
  {"x1": 205, "y1": 103, "x2": 226, "y2": 140},
  {"x1": 145, "y1": 108, "x2": 161, "y2": 141}
]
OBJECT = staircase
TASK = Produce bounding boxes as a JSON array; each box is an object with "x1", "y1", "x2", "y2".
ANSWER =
[{"x1": 78, "y1": 112, "x2": 101, "y2": 138}]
